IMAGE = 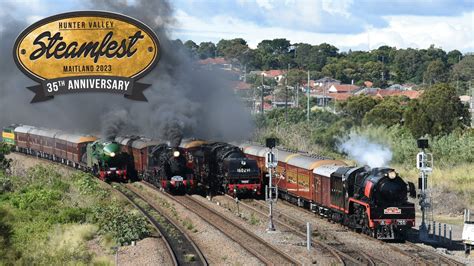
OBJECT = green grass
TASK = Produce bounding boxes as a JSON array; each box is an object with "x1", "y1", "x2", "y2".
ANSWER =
[
  {"x1": 394, "y1": 163, "x2": 474, "y2": 211},
  {"x1": 0, "y1": 165, "x2": 150, "y2": 264}
]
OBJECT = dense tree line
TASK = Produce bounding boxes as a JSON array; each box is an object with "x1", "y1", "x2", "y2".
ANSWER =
[
  {"x1": 258, "y1": 83, "x2": 470, "y2": 142},
  {"x1": 179, "y1": 38, "x2": 473, "y2": 94}
]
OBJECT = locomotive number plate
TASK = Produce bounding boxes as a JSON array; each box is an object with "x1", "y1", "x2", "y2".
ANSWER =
[{"x1": 384, "y1": 207, "x2": 401, "y2": 214}]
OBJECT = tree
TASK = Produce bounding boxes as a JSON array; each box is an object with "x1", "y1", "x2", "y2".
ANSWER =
[
  {"x1": 338, "y1": 95, "x2": 379, "y2": 125},
  {"x1": 447, "y1": 50, "x2": 462, "y2": 66},
  {"x1": 363, "y1": 97, "x2": 405, "y2": 126},
  {"x1": 285, "y1": 69, "x2": 307, "y2": 86},
  {"x1": 216, "y1": 38, "x2": 249, "y2": 62},
  {"x1": 257, "y1": 39, "x2": 291, "y2": 55},
  {"x1": 393, "y1": 48, "x2": 424, "y2": 83},
  {"x1": 423, "y1": 59, "x2": 448, "y2": 85},
  {"x1": 403, "y1": 83, "x2": 470, "y2": 137},
  {"x1": 197, "y1": 42, "x2": 216, "y2": 59},
  {"x1": 450, "y1": 55, "x2": 474, "y2": 95},
  {"x1": 361, "y1": 61, "x2": 389, "y2": 87},
  {"x1": 0, "y1": 143, "x2": 12, "y2": 172},
  {"x1": 184, "y1": 40, "x2": 199, "y2": 58}
]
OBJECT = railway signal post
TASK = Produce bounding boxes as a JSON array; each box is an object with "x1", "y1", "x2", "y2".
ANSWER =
[
  {"x1": 265, "y1": 138, "x2": 278, "y2": 232},
  {"x1": 416, "y1": 138, "x2": 433, "y2": 241}
]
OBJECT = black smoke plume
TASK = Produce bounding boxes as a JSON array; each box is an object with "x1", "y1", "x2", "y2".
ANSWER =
[{"x1": 0, "y1": 0, "x2": 253, "y2": 145}]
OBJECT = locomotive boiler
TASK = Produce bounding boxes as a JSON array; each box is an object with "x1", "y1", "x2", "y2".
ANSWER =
[
  {"x1": 192, "y1": 142, "x2": 261, "y2": 196},
  {"x1": 86, "y1": 140, "x2": 130, "y2": 181},
  {"x1": 149, "y1": 144, "x2": 194, "y2": 194}
]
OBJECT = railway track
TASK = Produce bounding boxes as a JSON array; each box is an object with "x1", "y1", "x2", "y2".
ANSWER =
[
  {"x1": 253, "y1": 197, "x2": 464, "y2": 266},
  {"x1": 141, "y1": 182, "x2": 300, "y2": 265},
  {"x1": 113, "y1": 183, "x2": 208, "y2": 266},
  {"x1": 224, "y1": 196, "x2": 376, "y2": 266},
  {"x1": 387, "y1": 241, "x2": 464, "y2": 265}
]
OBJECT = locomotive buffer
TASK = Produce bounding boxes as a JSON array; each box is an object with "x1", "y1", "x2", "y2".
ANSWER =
[
  {"x1": 416, "y1": 138, "x2": 433, "y2": 241},
  {"x1": 265, "y1": 138, "x2": 278, "y2": 232}
]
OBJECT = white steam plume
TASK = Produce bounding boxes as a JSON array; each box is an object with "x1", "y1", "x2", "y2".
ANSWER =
[{"x1": 338, "y1": 133, "x2": 392, "y2": 168}]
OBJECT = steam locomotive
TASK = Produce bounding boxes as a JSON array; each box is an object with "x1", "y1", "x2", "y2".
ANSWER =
[
  {"x1": 114, "y1": 136, "x2": 195, "y2": 194},
  {"x1": 180, "y1": 140, "x2": 262, "y2": 197},
  {"x1": 240, "y1": 143, "x2": 416, "y2": 240},
  {"x1": 86, "y1": 140, "x2": 130, "y2": 181}
]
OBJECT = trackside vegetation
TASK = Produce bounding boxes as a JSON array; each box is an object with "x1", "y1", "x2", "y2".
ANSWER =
[{"x1": 0, "y1": 150, "x2": 151, "y2": 265}]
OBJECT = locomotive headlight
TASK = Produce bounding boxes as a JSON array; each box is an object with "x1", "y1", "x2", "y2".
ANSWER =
[
  {"x1": 173, "y1": 151, "x2": 180, "y2": 157},
  {"x1": 241, "y1": 160, "x2": 246, "y2": 166},
  {"x1": 110, "y1": 152, "x2": 116, "y2": 157},
  {"x1": 388, "y1": 171, "x2": 397, "y2": 179}
]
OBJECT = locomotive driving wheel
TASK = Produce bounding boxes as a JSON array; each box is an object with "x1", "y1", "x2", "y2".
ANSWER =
[{"x1": 362, "y1": 214, "x2": 376, "y2": 238}]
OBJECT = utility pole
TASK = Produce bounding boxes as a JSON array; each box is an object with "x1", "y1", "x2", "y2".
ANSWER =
[
  {"x1": 307, "y1": 70, "x2": 310, "y2": 121},
  {"x1": 285, "y1": 66, "x2": 288, "y2": 119},
  {"x1": 417, "y1": 138, "x2": 433, "y2": 241},
  {"x1": 244, "y1": 64, "x2": 247, "y2": 83},
  {"x1": 261, "y1": 74, "x2": 264, "y2": 114},
  {"x1": 265, "y1": 138, "x2": 278, "y2": 232},
  {"x1": 470, "y1": 81, "x2": 474, "y2": 128},
  {"x1": 296, "y1": 84, "x2": 299, "y2": 108}
]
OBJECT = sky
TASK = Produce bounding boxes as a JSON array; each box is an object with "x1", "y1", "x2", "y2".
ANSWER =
[{"x1": 2, "y1": 0, "x2": 473, "y2": 53}]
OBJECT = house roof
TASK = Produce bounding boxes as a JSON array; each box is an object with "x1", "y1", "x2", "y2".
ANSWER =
[
  {"x1": 364, "y1": 81, "x2": 373, "y2": 88},
  {"x1": 263, "y1": 102, "x2": 272, "y2": 110},
  {"x1": 197, "y1": 57, "x2": 229, "y2": 65},
  {"x1": 263, "y1": 70, "x2": 286, "y2": 78},
  {"x1": 401, "y1": 90, "x2": 422, "y2": 99},
  {"x1": 460, "y1": 95, "x2": 471, "y2": 102},
  {"x1": 328, "y1": 93, "x2": 352, "y2": 101},
  {"x1": 232, "y1": 81, "x2": 251, "y2": 90},
  {"x1": 329, "y1": 84, "x2": 359, "y2": 93},
  {"x1": 375, "y1": 89, "x2": 422, "y2": 99}
]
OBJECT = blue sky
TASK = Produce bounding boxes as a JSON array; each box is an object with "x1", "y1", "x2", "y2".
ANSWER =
[{"x1": 2, "y1": 0, "x2": 473, "y2": 52}]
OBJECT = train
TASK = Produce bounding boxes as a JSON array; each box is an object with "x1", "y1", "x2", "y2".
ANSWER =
[
  {"x1": 1, "y1": 124, "x2": 129, "y2": 181},
  {"x1": 0, "y1": 125, "x2": 261, "y2": 196},
  {"x1": 1, "y1": 124, "x2": 416, "y2": 239},
  {"x1": 114, "y1": 136, "x2": 195, "y2": 194},
  {"x1": 179, "y1": 139, "x2": 262, "y2": 197},
  {"x1": 239, "y1": 143, "x2": 417, "y2": 240}
]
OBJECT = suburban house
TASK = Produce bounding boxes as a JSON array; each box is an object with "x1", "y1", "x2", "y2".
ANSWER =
[
  {"x1": 328, "y1": 84, "x2": 360, "y2": 93},
  {"x1": 261, "y1": 70, "x2": 286, "y2": 83},
  {"x1": 197, "y1": 57, "x2": 232, "y2": 71}
]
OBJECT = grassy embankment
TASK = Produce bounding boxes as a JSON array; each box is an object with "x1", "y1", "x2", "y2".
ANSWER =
[{"x1": 0, "y1": 164, "x2": 151, "y2": 265}]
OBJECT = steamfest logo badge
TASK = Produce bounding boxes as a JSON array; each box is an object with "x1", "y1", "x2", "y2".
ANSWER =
[{"x1": 13, "y1": 11, "x2": 160, "y2": 103}]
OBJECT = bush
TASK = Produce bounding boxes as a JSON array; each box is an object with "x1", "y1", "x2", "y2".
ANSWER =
[
  {"x1": 0, "y1": 174, "x2": 12, "y2": 193},
  {"x1": 51, "y1": 207, "x2": 91, "y2": 224},
  {"x1": 10, "y1": 188, "x2": 62, "y2": 210},
  {"x1": 90, "y1": 204, "x2": 150, "y2": 245}
]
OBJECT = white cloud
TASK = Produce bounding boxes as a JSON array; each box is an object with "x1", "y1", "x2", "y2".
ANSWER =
[
  {"x1": 321, "y1": 0, "x2": 353, "y2": 18},
  {"x1": 172, "y1": 9, "x2": 474, "y2": 53},
  {"x1": 255, "y1": 0, "x2": 274, "y2": 10}
]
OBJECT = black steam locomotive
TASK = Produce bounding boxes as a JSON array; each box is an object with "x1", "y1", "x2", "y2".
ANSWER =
[
  {"x1": 190, "y1": 142, "x2": 261, "y2": 196},
  {"x1": 330, "y1": 166, "x2": 416, "y2": 239},
  {"x1": 148, "y1": 144, "x2": 194, "y2": 194}
]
